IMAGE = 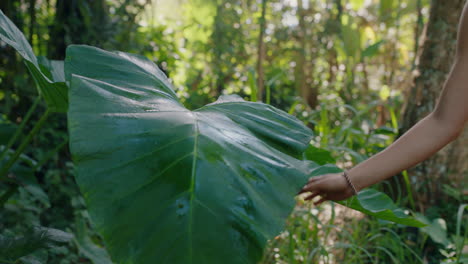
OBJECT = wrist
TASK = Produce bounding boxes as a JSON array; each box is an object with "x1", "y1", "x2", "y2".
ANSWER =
[
  {"x1": 346, "y1": 169, "x2": 365, "y2": 192},
  {"x1": 342, "y1": 171, "x2": 359, "y2": 195}
]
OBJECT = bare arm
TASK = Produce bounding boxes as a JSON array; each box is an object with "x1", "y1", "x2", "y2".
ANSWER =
[{"x1": 299, "y1": 4, "x2": 468, "y2": 204}]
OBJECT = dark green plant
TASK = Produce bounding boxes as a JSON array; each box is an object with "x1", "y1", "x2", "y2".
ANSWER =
[
  {"x1": 416, "y1": 204, "x2": 468, "y2": 263},
  {"x1": 0, "y1": 227, "x2": 73, "y2": 264},
  {"x1": 0, "y1": 9, "x2": 73, "y2": 264},
  {"x1": 0, "y1": 9, "x2": 68, "y2": 185}
]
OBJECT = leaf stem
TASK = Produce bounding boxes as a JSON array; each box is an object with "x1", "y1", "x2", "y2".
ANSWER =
[{"x1": 0, "y1": 109, "x2": 50, "y2": 181}]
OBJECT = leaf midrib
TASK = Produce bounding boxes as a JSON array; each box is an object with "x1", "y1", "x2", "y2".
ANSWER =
[{"x1": 188, "y1": 112, "x2": 199, "y2": 264}]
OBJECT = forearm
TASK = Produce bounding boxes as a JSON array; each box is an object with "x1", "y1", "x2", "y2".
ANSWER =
[
  {"x1": 348, "y1": 113, "x2": 462, "y2": 191},
  {"x1": 348, "y1": 47, "x2": 468, "y2": 191},
  {"x1": 301, "y1": 3, "x2": 468, "y2": 202}
]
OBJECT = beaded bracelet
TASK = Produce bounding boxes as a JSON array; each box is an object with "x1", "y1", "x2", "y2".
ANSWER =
[{"x1": 342, "y1": 171, "x2": 358, "y2": 195}]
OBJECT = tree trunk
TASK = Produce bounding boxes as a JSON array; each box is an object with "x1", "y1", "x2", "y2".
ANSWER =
[
  {"x1": 48, "y1": 0, "x2": 110, "y2": 59},
  {"x1": 28, "y1": 0, "x2": 36, "y2": 44},
  {"x1": 211, "y1": 1, "x2": 245, "y2": 98},
  {"x1": 399, "y1": 0, "x2": 466, "y2": 211},
  {"x1": 256, "y1": 0, "x2": 267, "y2": 102},
  {"x1": 295, "y1": 0, "x2": 318, "y2": 109},
  {"x1": 411, "y1": 0, "x2": 424, "y2": 70}
]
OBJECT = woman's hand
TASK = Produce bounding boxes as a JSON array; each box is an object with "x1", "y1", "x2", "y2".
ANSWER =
[{"x1": 297, "y1": 173, "x2": 355, "y2": 205}]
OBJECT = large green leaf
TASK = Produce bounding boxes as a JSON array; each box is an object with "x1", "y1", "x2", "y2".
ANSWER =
[
  {"x1": 66, "y1": 45, "x2": 315, "y2": 264},
  {"x1": 0, "y1": 10, "x2": 67, "y2": 112},
  {"x1": 74, "y1": 217, "x2": 113, "y2": 264}
]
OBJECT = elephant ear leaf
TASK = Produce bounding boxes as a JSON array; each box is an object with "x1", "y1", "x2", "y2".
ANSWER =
[
  {"x1": 0, "y1": 10, "x2": 67, "y2": 112},
  {"x1": 37, "y1": 56, "x2": 66, "y2": 83},
  {"x1": 66, "y1": 45, "x2": 315, "y2": 264}
]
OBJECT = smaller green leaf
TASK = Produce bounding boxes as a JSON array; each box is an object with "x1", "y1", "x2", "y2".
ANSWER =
[
  {"x1": 23, "y1": 184, "x2": 50, "y2": 207},
  {"x1": 342, "y1": 189, "x2": 426, "y2": 227},
  {"x1": 415, "y1": 214, "x2": 450, "y2": 246},
  {"x1": 308, "y1": 165, "x2": 426, "y2": 227},
  {"x1": 362, "y1": 40, "x2": 385, "y2": 58},
  {"x1": 40, "y1": 228, "x2": 73, "y2": 244},
  {"x1": 0, "y1": 149, "x2": 49, "y2": 206},
  {"x1": 0, "y1": 9, "x2": 68, "y2": 112},
  {"x1": 303, "y1": 145, "x2": 336, "y2": 165},
  {"x1": 25, "y1": 64, "x2": 68, "y2": 113},
  {"x1": 0, "y1": 227, "x2": 72, "y2": 262},
  {"x1": 13, "y1": 166, "x2": 50, "y2": 207},
  {"x1": 247, "y1": 67, "x2": 257, "y2": 102},
  {"x1": 19, "y1": 255, "x2": 46, "y2": 264},
  {"x1": 372, "y1": 126, "x2": 397, "y2": 136}
]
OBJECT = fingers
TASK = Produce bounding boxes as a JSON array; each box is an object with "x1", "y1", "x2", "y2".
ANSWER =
[
  {"x1": 299, "y1": 174, "x2": 335, "y2": 205},
  {"x1": 314, "y1": 197, "x2": 327, "y2": 206},
  {"x1": 304, "y1": 192, "x2": 320, "y2": 201},
  {"x1": 297, "y1": 181, "x2": 319, "y2": 195},
  {"x1": 307, "y1": 175, "x2": 322, "y2": 183},
  {"x1": 298, "y1": 174, "x2": 332, "y2": 195}
]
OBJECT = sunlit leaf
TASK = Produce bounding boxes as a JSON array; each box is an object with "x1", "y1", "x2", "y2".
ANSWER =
[
  {"x1": 350, "y1": 0, "x2": 365, "y2": 10},
  {"x1": 66, "y1": 45, "x2": 315, "y2": 264}
]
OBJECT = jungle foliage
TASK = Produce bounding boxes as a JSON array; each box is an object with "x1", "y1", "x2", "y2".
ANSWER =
[{"x1": 0, "y1": 0, "x2": 466, "y2": 264}]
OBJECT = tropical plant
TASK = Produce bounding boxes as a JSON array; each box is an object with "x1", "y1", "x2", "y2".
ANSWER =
[{"x1": 0, "y1": 9, "x2": 425, "y2": 264}]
